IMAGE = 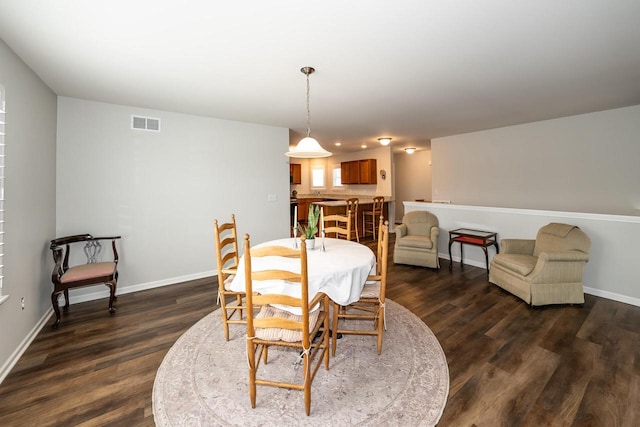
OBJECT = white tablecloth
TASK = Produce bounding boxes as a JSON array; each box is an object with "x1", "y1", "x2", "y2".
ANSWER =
[{"x1": 229, "y1": 237, "x2": 376, "y2": 313}]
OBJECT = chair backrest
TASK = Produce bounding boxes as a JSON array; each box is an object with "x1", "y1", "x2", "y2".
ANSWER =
[
  {"x1": 214, "y1": 215, "x2": 239, "y2": 289},
  {"x1": 323, "y1": 209, "x2": 352, "y2": 240},
  {"x1": 243, "y1": 234, "x2": 313, "y2": 347},
  {"x1": 401, "y1": 210, "x2": 438, "y2": 236},
  {"x1": 372, "y1": 196, "x2": 384, "y2": 214},
  {"x1": 534, "y1": 223, "x2": 591, "y2": 256},
  {"x1": 373, "y1": 217, "x2": 389, "y2": 278},
  {"x1": 346, "y1": 198, "x2": 359, "y2": 215},
  {"x1": 50, "y1": 234, "x2": 120, "y2": 272}
]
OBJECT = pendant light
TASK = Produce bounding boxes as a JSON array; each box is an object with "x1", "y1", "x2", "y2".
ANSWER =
[{"x1": 285, "y1": 67, "x2": 332, "y2": 158}]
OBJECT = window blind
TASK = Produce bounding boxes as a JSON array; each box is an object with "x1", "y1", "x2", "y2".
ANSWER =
[{"x1": 0, "y1": 86, "x2": 5, "y2": 297}]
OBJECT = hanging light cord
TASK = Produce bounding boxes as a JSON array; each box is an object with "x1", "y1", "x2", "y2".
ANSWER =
[{"x1": 305, "y1": 71, "x2": 312, "y2": 138}]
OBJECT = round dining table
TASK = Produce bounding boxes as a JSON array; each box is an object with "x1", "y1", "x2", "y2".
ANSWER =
[{"x1": 229, "y1": 237, "x2": 376, "y2": 312}]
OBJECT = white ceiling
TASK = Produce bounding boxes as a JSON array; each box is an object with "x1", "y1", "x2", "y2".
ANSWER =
[{"x1": 1, "y1": 1, "x2": 639, "y2": 154}]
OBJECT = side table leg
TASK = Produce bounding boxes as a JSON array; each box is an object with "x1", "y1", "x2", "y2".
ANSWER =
[
  {"x1": 482, "y1": 246, "x2": 489, "y2": 277},
  {"x1": 448, "y1": 239, "x2": 454, "y2": 271}
]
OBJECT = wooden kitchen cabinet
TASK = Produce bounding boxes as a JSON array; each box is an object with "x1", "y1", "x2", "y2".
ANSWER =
[
  {"x1": 359, "y1": 159, "x2": 377, "y2": 184},
  {"x1": 340, "y1": 160, "x2": 360, "y2": 184},
  {"x1": 296, "y1": 198, "x2": 323, "y2": 222},
  {"x1": 289, "y1": 163, "x2": 301, "y2": 184},
  {"x1": 349, "y1": 161, "x2": 360, "y2": 184},
  {"x1": 340, "y1": 159, "x2": 377, "y2": 184},
  {"x1": 341, "y1": 162, "x2": 351, "y2": 185}
]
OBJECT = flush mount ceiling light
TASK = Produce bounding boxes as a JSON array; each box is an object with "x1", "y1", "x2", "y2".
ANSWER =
[
  {"x1": 285, "y1": 67, "x2": 332, "y2": 158},
  {"x1": 378, "y1": 137, "x2": 392, "y2": 146},
  {"x1": 405, "y1": 147, "x2": 416, "y2": 154}
]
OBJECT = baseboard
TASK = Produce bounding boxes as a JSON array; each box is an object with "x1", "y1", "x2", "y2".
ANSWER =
[
  {"x1": 583, "y1": 286, "x2": 640, "y2": 307},
  {"x1": 440, "y1": 252, "x2": 640, "y2": 308},
  {"x1": 1, "y1": 271, "x2": 217, "y2": 386},
  {"x1": 0, "y1": 308, "x2": 53, "y2": 385}
]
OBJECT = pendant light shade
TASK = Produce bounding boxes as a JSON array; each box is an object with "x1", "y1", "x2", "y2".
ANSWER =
[
  {"x1": 286, "y1": 136, "x2": 332, "y2": 158},
  {"x1": 285, "y1": 67, "x2": 332, "y2": 158}
]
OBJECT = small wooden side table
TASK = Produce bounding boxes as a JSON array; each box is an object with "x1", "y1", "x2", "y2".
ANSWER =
[{"x1": 448, "y1": 228, "x2": 499, "y2": 276}]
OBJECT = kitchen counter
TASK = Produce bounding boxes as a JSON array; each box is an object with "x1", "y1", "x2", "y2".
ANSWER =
[
  {"x1": 294, "y1": 194, "x2": 392, "y2": 204},
  {"x1": 313, "y1": 200, "x2": 349, "y2": 207}
]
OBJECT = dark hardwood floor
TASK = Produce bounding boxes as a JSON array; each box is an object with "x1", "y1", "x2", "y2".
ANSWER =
[{"x1": 1, "y1": 236, "x2": 638, "y2": 426}]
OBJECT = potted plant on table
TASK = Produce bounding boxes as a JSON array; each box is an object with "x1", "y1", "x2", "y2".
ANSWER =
[{"x1": 297, "y1": 204, "x2": 321, "y2": 250}]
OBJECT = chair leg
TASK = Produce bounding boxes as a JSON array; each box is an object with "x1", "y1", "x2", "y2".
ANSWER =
[
  {"x1": 51, "y1": 291, "x2": 62, "y2": 328},
  {"x1": 220, "y1": 296, "x2": 230, "y2": 341},
  {"x1": 304, "y1": 351, "x2": 311, "y2": 416},
  {"x1": 247, "y1": 339, "x2": 257, "y2": 409},
  {"x1": 331, "y1": 302, "x2": 339, "y2": 357},
  {"x1": 377, "y1": 303, "x2": 384, "y2": 355},
  {"x1": 106, "y1": 281, "x2": 116, "y2": 314}
]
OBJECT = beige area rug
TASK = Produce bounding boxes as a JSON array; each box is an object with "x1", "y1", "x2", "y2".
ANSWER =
[{"x1": 153, "y1": 299, "x2": 449, "y2": 426}]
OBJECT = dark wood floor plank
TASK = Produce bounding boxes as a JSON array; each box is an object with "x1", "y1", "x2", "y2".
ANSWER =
[{"x1": 0, "y1": 238, "x2": 638, "y2": 426}]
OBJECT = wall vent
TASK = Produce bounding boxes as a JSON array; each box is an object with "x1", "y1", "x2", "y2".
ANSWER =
[{"x1": 131, "y1": 115, "x2": 161, "y2": 132}]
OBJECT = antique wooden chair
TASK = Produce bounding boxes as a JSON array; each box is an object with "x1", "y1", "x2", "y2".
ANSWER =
[
  {"x1": 244, "y1": 234, "x2": 330, "y2": 416},
  {"x1": 49, "y1": 234, "x2": 121, "y2": 328},
  {"x1": 332, "y1": 217, "x2": 389, "y2": 355},
  {"x1": 213, "y1": 214, "x2": 246, "y2": 341}
]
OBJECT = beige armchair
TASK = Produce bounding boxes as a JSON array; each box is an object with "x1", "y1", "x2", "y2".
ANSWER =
[
  {"x1": 394, "y1": 210, "x2": 440, "y2": 269},
  {"x1": 489, "y1": 223, "x2": 591, "y2": 306}
]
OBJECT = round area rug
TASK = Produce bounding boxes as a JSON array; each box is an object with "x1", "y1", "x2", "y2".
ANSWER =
[{"x1": 153, "y1": 299, "x2": 449, "y2": 426}]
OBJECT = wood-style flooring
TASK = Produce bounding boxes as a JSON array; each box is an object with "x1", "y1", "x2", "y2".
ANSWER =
[{"x1": 0, "y1": 235, "x2": 638, "y2": 426}]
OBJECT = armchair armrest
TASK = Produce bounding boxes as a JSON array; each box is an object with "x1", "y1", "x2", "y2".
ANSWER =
[
  {"x1": 538, "y1": 251, "x2": 589, "y2": 263},
  {"x1": 430, "y1": 226, "x2": 440, "y2": 242},
  {"x1": 528, "y1": 250, "x2": 590, "y2": 284},
  {"x1": 396, "y1": 223, "x2": 407, "y2": 237},
  {"x1": 501, "y1": 239, "x2": 535, "y2": 255}
]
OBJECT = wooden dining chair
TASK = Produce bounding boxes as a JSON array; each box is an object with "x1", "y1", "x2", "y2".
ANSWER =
[
  {"x1": 332, "y1": 217, "x2": 389, "y2": 355},
  {"x1": 362, "y1": 196, "x2": 384, "y2": 239},
  {"x1": 214, "y1": 214, "x2": 246, "y2": 341},
  {"x1": 244, "y1": 234, "x2": 330, "y2": 416},
  {"x1": 345, "y1": 198, "x2": 360, "y2": 242},
  {"x1": 323, "y1": 209, "x2": 352, "y2": 240}
]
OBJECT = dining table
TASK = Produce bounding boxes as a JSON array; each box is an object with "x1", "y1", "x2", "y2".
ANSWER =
[{"x1": 229, "y1": 237, "x2": 376, "y2": 314}]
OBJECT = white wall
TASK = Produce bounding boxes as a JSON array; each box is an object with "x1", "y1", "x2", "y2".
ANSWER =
[
  {"x1": 0, "y1": 39, "x2": 57, "y2": 382},
  {"x1": 56, "y1": 97, "x2": 290, "y2": 300},
  {"x1": 393, "y1": 149, "x2": 432, "y2": 220},
  {"x1": 432, "y1": 105, "x2": 640, "y2": 216},
  {"x1": 405, "y1": 202, "x2": 640, "y2": 306}
]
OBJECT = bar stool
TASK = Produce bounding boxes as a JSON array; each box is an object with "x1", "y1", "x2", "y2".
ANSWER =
[
  {"x1": 362, "y1": 196, "x2": 384, "y2": 239},
  {"x1": 345, "y1": 198, "x2": 359, "y2": 242}
]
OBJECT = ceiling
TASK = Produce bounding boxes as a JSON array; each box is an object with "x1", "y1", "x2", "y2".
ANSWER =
[{"x1": 1, "y1": 1, "x2": 639, "y2": 154}]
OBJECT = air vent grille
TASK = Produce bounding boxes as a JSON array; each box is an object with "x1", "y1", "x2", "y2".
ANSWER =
[{"x1": 131, "y1": 115, "x2": 161, "y2": 132}]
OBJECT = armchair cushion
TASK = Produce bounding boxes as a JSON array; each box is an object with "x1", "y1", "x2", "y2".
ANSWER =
[
  {"x1": 396, "y1": 234, "x2": 433, "y2": 250},
  {"x1": 491, "y1": 254, "x2": 537, "y2": 276}
]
